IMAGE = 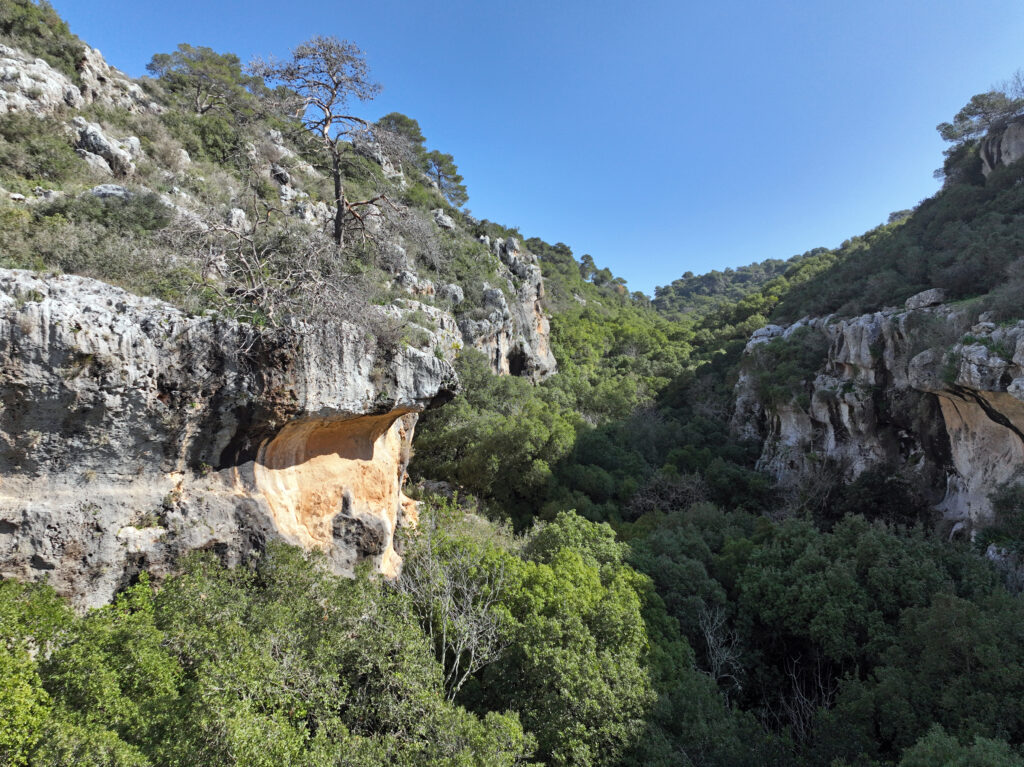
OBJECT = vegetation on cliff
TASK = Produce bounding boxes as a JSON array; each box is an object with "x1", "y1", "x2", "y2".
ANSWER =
[{"x1": 2, "y1": 3, "x2": 1024, "y2": 765}]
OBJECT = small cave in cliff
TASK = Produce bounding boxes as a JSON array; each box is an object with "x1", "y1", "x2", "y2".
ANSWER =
[{"x1": 508, "y1": 347, "x2": 530, "y2": 377}]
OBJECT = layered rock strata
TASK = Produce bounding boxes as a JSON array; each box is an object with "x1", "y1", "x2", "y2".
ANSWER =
[
  {"x1": 733, "y1": 291, "x2": 1024, "y2": 526},
  {"x1": 0, "y1": 269, "x2": 458, "y2": 607}
]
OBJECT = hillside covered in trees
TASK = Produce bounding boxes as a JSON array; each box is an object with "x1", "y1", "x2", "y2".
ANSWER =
[{"x1": 2, "y1": 3, "x2": 1024, "y2": 766}]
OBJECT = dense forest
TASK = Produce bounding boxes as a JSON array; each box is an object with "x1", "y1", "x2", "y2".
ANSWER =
[{"x1": 2, "y1": 2, "x2": 1024, "y2": 765}]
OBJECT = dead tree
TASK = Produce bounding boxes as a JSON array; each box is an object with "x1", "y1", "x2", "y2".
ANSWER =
[{"x1": 393, "y1": 514, "x2": 510, "y2": 700}]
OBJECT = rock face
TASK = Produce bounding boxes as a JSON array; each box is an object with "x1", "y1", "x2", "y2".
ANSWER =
[
  {"x1": 0, "y1": 44, "x2": 155, "y2": 116},
  {"x1": 0, "y1": 44, "x2": 81, "y2": 114},
  {"x1": 72, "y1": 116, "x2": 138, "y2": 176},
  {"x1": 0, "y1": 270, "x2": 458, "y2": 607},
  {"x1": 733, "y1": 292, "x2": 1024, "y2": 527},
  {"x1": 980, "y1": 116, "x2": 1024, "y2": 177},
  {"x1": 458, "y1": 236, "x2": 556, "y2": 379}
]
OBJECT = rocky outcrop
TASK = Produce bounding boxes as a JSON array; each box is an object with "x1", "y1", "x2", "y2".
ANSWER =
[
  {"x1": 980, "y1": 116, "x2": 1024, "y2": 177},
  {"x1": 0, "y1": 44, "x2": 155, "y2": 116},
  {"x1": 734, "y1": 291, "x2": 1024, "y2": 526},
  {"x1": 383, "y1": 222, "x2": 556, "y2": 380},
  {"x1": 72, "y1": 116, "x2": 139, "y2": 176},
  {"x1": 0, "y1": 44, "x2": 81, "y2": 114},
  {"x1": 0, "y1": 269, "x2": 458, "y2": 607},
  {"x1": 459, "y1": 236, "x2": 556, "y2": 379}
]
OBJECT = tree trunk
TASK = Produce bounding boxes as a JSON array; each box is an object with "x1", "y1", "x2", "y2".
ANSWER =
[{"x1": 332, "y1": 150, "x2": 344, "y2": 247}]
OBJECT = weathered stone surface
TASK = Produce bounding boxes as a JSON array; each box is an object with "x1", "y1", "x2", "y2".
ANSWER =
[
  {"x1": 905, "y1": 288, "x2": 946, "y2": 310},
  {"x1": 0, "y1": 44, "x2": 154, "y2": 116},
  {"x1": 73, "y1": 117, "x2": 136, "y2": 176},
  {"x1": 0, "y1": 269, "x2": 459, "y2": 607},
  {"x1": 77, "y1": 46, "x2": 156, "y2": 113},
  {"x1": 89, "y1": 183, "x2": 132, "y2": 199},
  {"x1": 980, "y1": 116, "x2": 1024, "y2": 177},
  {"x1": 734, "y1": 302, "x2": 1024, "y2": 528},
  {"x1": 353, "y1": 135, "x2": 404, "y2": 182},
  {"x1": 455, "y1": 240, "x2": 557, "y2": 380},
  {"x1": 77, "y1": 149, "x2": 112, "y2": 175},
  {"x1": 432, "y1": 208, "x2": 456, "y2": 230},
  {"x1": 437, "y1": 283, "x2": 464, "y2": 306},
  {"x1": 0, "y1": 44, "x2": 80, "y2": 114}
]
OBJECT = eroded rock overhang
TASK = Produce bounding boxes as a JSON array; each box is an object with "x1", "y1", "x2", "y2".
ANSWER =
[
  {"x1": 733, "y1": 293, "x2": 1024, "y2": 526},
  {"x1": 0, "y1": 269, "x2": 459, "y2": 606}
]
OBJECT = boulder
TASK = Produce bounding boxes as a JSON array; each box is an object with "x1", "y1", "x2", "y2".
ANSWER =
[
  {"x1": 73, "y1": 117, "x2": 135, "y2": 176},
  {"x1": 905, "y1": 288, "x2": 946, "y2": 310},
  {"x1": 75, "y1": 149, "x2": 112, "y2": 175},
  {"x1": 432, "y1": 208, "x2": 456, "y2": 230},
  {"x1": 270, "y1": 162, "x2": 291, "y2": 186},
  {"x1": 437, "y1": 283, "x2": 464, "y2": 305},
  {"x1": 89, "y1": 183, "x2": 132, "y2": 199}
]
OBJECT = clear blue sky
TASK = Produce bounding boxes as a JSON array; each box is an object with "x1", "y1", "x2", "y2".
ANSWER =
[{"x1": 52, "y1": 0, "x2": 1024, "y2": 295}]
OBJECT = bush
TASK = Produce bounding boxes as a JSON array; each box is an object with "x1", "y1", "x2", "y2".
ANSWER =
[
  {"x1": 0, "y1": 0, "x2": 85, "y2": 84},
  {"x1": 0, "y1": 112, "x2": 82, "y2": 184},
  {"x1": 160, "y1": 110, "x2": 247, "y2": 166},
  {"x1": 37, "y1": 191, "x2": 173, "y2": 234},
  {"x1": 748, "y1": 326, "x2": 830, "y2": 408}
]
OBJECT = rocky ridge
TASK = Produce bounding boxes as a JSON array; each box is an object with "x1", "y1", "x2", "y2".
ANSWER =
[
  {"x1": 733, "y1": 289, "x2": 1024, "y2": 528},
  {"x1": 0, "y1": 40, "x2": 557, "y2": 382},
  {"x1": 459, "y1": 234, "x2": 556, "y2": 378},
  {"x1": 0, "y1": 36, "x2": 558, "y2": 605},
  {"x1": 0, "y1": 43, "x2": 156, "y2": 116}
]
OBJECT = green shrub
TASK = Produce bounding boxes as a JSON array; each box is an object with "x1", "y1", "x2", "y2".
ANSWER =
[
  {"x1": 0, "y1": 112, "x2": 82, "y2": 184},
  {"x1": 748, "y1": 326, "x2": 830, "y2": 408},
  {"x1": 37, "y1": 191, "x2": 173, "y2": 234},
  {"x1": 0, "y1": 0, "x2": 85, "y2": 84},
  {"x1": 160, "y1": 110, "x2": 246, "y2": 166}
]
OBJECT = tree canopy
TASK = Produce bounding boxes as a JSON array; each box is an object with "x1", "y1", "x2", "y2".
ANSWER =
[{"x1": 147, "y1": 44, "x2": 262, "y2": 116}]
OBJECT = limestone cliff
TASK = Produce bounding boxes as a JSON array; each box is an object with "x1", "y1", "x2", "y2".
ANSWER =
[
  {"x1": 979, "y1": 115, "x2": 1024, "y2": 178},
  {"x1": 458, "y1": 235, "x2": 556, "y2": 379},
  {"x1": 0, "y1": 269, "x2": 458, "y2": 607},
  {"x1": 733, "y1": 290, "x2": 1024, "y2": 527}
]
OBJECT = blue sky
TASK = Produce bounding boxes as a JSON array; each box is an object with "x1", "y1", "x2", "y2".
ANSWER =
[{"x1": 52, "y1": 0, "x2": 1024, "y2": 295}]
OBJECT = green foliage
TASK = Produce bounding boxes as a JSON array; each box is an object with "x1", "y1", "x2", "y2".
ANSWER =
[
  {"x1": 826, "y1": 589, "x2": 1024, "y2": 761},
  {"x1": 0, "y1": 644, "x2": 50, "y2": 766},
  {"x1": 983, "y1": 478, "x2": 1024, "y2": 552},
  {"x1": 375, "y1": 111, "x2": 427, "y2": 164},
  {"x1": 0, "y1": 0, "x2": 84, "y2": 83},
  {"x1": 824, "y1": 466, "x2": 934, "y2": 530},
  {"x1": 413, "y1": 349, "x2": 579, "y2": 520},
  {"x1": 653, "y1": 257, "x2": 797, "y2": 320},
  {"x1": 476, "y1": 512, "x2": 656, "y2": 767},
  {"x1": 747, "y1": 326, "x2": 830, "y2": 408},
  {"x1": 38, "y1": 190, "x2": 173, "y2": 234},
  {"x1": 159, "y1": 108, "x2": 235, "y2": 162},
  {"x1": 424, "y1": 149, "x2": 468, "y2": 207},
  {"x1": 937, "y1": 89, "x2": 1024, "y2": 145},
  {"x1": 1, "y1": 544, "x2": 536, "y2": 766},
  {"x1": 0, "y1": 112, "x2": 83, "y2": 184},
  {"x1": 147, "y1": 44, "x2": 262, "y2": 116},
  {"x1": 899, "y1": 725, "x2": 1024, "y2": 767}
]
